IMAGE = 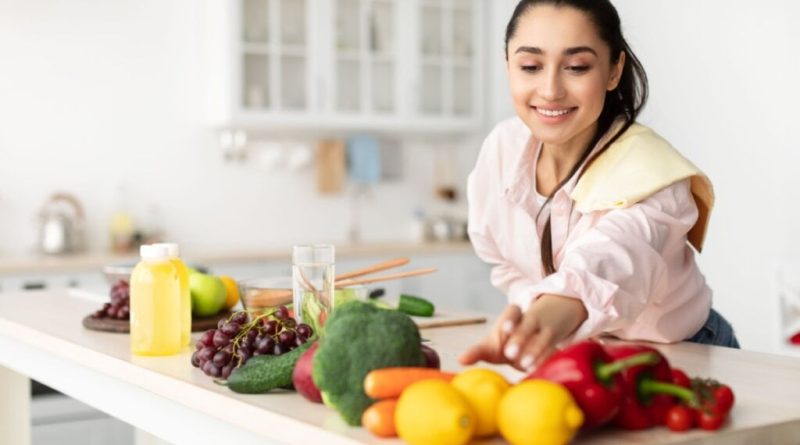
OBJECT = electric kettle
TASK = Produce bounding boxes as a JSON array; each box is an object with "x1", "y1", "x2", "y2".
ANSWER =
[{"x1": 38, "y1": 192, "x2": 86, "y2": 255}]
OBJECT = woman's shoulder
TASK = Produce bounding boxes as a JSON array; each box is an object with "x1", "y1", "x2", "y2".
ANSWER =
[
  {"x1": 484, "y1": 116, "x2": 531, "y2": 147},
  {"x1": 476, "y1": 116, "x2": 531, "y2": 165},
  {"x1": 615, "y1": 122, "x2": 672, "y2": 150}
]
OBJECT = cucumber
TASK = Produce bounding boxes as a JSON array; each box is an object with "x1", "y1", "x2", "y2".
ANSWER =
[
  {"x1": 227, "y1": 341, "x2": 312, "y2": 394},
  {"x1": 397, "y1": 294, "x2": 435, "y2": 317}
]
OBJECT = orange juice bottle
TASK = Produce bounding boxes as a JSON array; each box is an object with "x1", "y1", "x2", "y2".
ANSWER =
[
  {"x1": 130, "y1": 244, "x2": 181, "y2": 355},
  {"x1": 155, "y1": 243, "x2": 191, "y2": 346}
]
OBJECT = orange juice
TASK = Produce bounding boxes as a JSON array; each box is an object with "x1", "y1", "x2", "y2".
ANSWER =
[
  {"x1": 156, "y1": 243, "x2": 191, "y2": 346},
  {"x1": 130, "y1": 244, "x2": 181, "y2": 355}
]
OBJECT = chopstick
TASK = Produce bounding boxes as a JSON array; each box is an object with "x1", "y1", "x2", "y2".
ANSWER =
[
  {"x1": 243, "y1": 258, "x2": 435, "y2": 308},
  {"x1": 334, "y1": 267, "x2": 437, "y2": 288},
  {"x1": 334, "y1": 257, "x2": 410, "y2": 281}
]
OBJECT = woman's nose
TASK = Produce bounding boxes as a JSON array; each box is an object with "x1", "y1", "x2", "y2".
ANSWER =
[{"x1": 538, "y1": 68, "x2": 566, "y2": 101}]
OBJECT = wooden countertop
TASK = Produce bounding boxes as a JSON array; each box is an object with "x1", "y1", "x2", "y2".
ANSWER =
[
  {"x1": 0, "y1": 241, "x2": 474, "y2": 275},
  {"x1": 1, "y1": 290, "x2": 799, "y2": 444}
]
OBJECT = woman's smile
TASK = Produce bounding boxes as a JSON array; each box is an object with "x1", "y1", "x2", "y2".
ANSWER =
[{"x1": 532, "y1": 105, "x2": 578, "y2": 123}]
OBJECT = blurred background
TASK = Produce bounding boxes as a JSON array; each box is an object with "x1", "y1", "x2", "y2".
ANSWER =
[{"x1": 0, "y1": 0, "x2": 798, "y2": 355}]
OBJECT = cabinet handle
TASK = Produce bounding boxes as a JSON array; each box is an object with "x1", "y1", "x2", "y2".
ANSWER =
[{"x1": 23, "y1": 281, "x2": 46, "y2": 290}]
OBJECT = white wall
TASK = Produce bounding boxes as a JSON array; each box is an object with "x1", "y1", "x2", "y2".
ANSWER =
[
  {"x1": 0, "y1": 0, "x2": 476, "y2": 255},
  {"x1": 489, "y1": 0, "x2": 799, "y2": 353}
]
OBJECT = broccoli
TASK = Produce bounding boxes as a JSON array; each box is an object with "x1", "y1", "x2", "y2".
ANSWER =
[{"x1": 312, "y1": 300, "x2": 425, "y2": 425}]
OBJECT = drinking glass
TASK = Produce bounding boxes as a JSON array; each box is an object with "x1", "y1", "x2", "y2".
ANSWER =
[{"x1": 292, "y1": 244, "x2": 335, "y2": 334}]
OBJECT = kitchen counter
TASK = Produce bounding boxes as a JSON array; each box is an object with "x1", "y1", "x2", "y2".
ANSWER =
[
  {"x1": 0, "y1": 241, "x2": 474, "y2": 275},
  {"x1": 2, "y1": 290, "x2": 800, "y2": 445}
]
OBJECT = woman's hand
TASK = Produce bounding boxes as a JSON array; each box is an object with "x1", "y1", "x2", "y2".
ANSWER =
[
  {"x1": 458, "y1": 304, "x2": 522, "y2": 367},
  {"x1": 459, "y1": 294, "x2": 588, "y2": 371}
]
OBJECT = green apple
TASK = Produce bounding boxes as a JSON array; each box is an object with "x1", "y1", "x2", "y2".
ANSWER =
[{"x1": 189, "y1": 273, "x2": 227, "y2": 317}]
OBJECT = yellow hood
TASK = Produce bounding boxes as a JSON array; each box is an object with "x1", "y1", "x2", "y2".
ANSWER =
[{"x1": 571, "y1": 123, "x2": 713, "y2": 252}]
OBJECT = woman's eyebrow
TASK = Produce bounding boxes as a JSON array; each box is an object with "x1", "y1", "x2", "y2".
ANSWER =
[{"x1": 514, "y1": 46, "x2": 598, "y2": 57}]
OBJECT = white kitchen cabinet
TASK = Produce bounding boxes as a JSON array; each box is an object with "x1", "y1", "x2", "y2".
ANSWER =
[
  {"x1": 205, "y1": 0, "x2": 485, "y2": 133},
  {"x1": 32, "y1": 395, "x2": 134, "y2": 445}
]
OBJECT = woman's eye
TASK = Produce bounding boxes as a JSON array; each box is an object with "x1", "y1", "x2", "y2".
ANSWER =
[
  {"x1": 521, "y1": 65, "x2": 541, "y2": 73},
  {"x1": 566, "y1": 65, "x2": 590, "y2": 73}
]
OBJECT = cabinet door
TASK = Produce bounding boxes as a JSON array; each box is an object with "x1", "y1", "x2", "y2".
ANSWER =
[
  {"x1": 239, "y1": 0, "x2": 311, "y2": 112},
  {"x1": 328, "y1": 0, "x2": 399, "y2": 115},
  {"x1": 417, "y1": 0, "x2": 481, "y2": 120},
  {"x1": 208, "y1": 0, "x2": 484, "y2": 132}
]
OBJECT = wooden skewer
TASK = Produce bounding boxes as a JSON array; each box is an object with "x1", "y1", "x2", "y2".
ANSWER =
[
  {"x1": 334, "y1": 267, "x2": 438, "y2": 288},
  {"x1": 334, "y1": 257, "x2": 410, "y2": 281},
  {"x1": 245, "y1": 260, "x2": 437, "y2": 308}
]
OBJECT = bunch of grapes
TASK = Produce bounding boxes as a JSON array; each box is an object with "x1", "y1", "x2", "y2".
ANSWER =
[
  {"x1": 92, "y1": 280, "x2": 130, "y2": 320},
  {"x1": 191, "y1": 305, "x2": 314, "y2": 379}
]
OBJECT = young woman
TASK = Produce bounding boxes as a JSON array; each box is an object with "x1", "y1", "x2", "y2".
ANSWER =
[{"x1": 460, "y1": 0, "x2": 739, "y2": 372}]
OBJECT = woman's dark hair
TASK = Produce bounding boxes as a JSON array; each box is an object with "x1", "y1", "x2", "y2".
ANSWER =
[{"x1": 505, "y1": 0, "x2": 649, "y2": 275}]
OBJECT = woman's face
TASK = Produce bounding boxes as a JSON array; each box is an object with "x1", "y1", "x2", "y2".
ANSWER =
[{"x1": 506, "y1": 5, "x2": 624, "y2": 147}]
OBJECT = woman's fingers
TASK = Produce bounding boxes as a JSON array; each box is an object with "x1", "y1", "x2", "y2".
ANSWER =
[
  {"x1": 517, "y1": 325, "x2": 555, "y2": 371},
  {"x1": 496, "y1": 304, "x2": 522, "y2": 345},
  {"x1": 503, "y1": 308, "x2": 540, "y2": 362},
  {"x1": 459, "y1": 340, "x2": 498, "y2": 365},
  {"x1": 459, "y1": 304, "x2": 522, "y2": 366}
]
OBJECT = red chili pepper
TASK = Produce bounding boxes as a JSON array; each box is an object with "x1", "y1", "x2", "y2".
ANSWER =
[
  {"x1": 528, "y1": 340, "x2": 660, "y2": 428},
  {"x1": 690, "y1": 378, "x2": 735, "y2": 430},
  {"x1": 606, "y1": 344, "x2": 698, "y2": 430}
]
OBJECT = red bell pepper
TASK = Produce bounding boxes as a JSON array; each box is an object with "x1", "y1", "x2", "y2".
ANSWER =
[
  {"x1": 528, "y1": 340, "x2": 660, "y2": 428},
  {"x1": 671, "y1": 368, "x2": 691, "y2": 388},
  {"x1": 605, "y1": 344, "x2": 698, "y2": 430}
]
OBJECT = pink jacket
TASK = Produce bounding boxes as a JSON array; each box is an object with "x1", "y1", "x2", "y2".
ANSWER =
[{"x1": 467, "y1": 117, "x2": 712, "y2": 343}]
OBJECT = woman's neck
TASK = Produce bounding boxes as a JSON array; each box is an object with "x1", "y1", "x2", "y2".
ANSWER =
[{"x1": 536, "y1": 122, "x2": 598, "y2": 196}]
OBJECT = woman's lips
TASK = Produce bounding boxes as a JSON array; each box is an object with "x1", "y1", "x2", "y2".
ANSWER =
[{"x1": 532, "y1": 106, "x2": 577, "y2": 123}]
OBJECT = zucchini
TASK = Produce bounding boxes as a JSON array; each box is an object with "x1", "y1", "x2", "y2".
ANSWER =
[
  {"x1": 227, "y1": 341, "x2": 312, "y2": 394},
  {"x1": 397, "y1": 294, "x2": 435, "y2": 317}
]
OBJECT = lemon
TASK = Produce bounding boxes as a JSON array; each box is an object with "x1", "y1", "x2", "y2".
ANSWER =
[
  {"x1": 451, "y1": 368, "x2": 510, "y2": 437},
  {"x1": 395, "y1": 379, "x2": 475, "y2": 445},
  {"x1": 498, "y1": 379, "x2": 584, "y2": 445},
  {"x1": 218, "y1": 275, "x2": 240, "y2": 310}
]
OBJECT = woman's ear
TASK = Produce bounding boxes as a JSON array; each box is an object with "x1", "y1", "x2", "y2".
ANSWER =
[{"x1": 607, "y1": 51, "x2": 626, "y2": 91}]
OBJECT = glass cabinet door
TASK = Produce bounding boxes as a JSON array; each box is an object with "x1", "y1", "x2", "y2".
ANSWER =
[
  {"x1": 419, "y1": 0, "x2": 475, "y2": 117},
  {"x1": 240, "y1": 0, "x2": 309, "y2": 112},
  {"x1": 333, "y1": 0, "x2": 397, "y2": 114}
]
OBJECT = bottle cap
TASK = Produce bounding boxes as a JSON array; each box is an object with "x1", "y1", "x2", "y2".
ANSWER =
[
  {"x1": 153, "y1": 242, "x2": 179, "y2": 257},
  {"x1": 140, "y1": 244, "x2": 170, "y2": 260}
]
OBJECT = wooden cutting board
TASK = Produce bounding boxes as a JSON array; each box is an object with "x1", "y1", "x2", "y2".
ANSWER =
[
  {"x1": 315, "y1": 139, "x2": 346, "y2": 194},
  {"x1": 82, "y1": 310, "x2": 234, "y2": 334}
]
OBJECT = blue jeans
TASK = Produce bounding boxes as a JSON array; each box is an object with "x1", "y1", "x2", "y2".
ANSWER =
[{"x1": 686, "y1": 308, "x2": 740, "y2": 348}]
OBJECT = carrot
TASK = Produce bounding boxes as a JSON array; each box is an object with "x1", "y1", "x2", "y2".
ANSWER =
[
  {"x1": 362, "y1": 399, "x2": 398, "y2": 438},
  {"x1": 364, "y1": 367, "x2": 456, "y2": 399}
]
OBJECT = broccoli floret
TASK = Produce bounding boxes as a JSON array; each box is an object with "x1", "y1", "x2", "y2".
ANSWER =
[{"x1": 312, "y1": 301, "x2": 425, "y2": 425}]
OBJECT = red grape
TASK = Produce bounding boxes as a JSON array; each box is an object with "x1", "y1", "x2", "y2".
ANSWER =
[{"x1": 191, "y1": 309, "x2": 308, "y2": 379}]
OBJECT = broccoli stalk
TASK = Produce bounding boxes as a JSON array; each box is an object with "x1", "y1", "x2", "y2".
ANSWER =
[{"x1": 312, "y1": 301, "x2": 426, "y2": 425}]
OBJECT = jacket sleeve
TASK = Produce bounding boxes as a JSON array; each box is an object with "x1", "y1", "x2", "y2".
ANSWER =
[{"x1": 513, "y1": 179, "x2": 699, "y2": 340}]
